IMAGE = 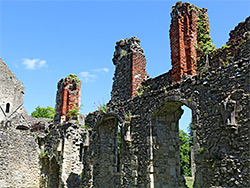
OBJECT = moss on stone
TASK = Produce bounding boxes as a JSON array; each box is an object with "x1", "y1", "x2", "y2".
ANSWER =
[{"x1": 190, "y1": 4, "x2": 216, "y2": 71}]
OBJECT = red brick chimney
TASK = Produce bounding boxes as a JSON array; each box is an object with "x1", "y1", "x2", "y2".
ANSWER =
[
  {"x1": 54, "y1": 74, "x2": 81, "y2": 123},
  {"x1": 170, "y1": 2, "x2": 199, "y2": 82},
  {"x1": 112, "y1": 36, "x2": 147, "y2": 101}
]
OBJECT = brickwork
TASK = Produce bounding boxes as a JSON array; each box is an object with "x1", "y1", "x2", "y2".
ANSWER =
[
  {"x1": 54, "y1": 76, "x2": 81, "y2": 123},
  {"x1": 170, "y1": 2, "x2": 199, "y2": 82},
  {"x1": 131, "y1": 52, "x2": 147, "y2": 98},
  {"x1": 111, "y1": 37, "x2": 147, "y2": 101},
  {"x1": 0, "y1": 2, "x2": 249, "y2": 188}
]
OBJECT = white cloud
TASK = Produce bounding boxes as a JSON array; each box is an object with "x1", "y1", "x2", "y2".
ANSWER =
[
  {"x1": 79, "y1": 72, "x2": 97, "y2": 83},
  {"x1": 22, "y1": 58, "x2": 48, "y2": 70},
  {"x1": 78, "y1": 68, "x2": 109, "y2": 83},
  {"x1": 93, "y1": 68, "x2": 109, "y2": 73}
]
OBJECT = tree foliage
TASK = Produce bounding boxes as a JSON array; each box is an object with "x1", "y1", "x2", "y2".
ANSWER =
[
  {"x1": 31, "y1": 106, "x2": 55, "y2": 119},
  {"x1": 179, "y1": 130, "x2": 191, "y2": 176}
]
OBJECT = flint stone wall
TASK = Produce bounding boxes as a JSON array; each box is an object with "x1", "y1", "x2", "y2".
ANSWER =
[
  {"x1": 0, "y1": 59, "x2": 27, "y2": 124},
  {"x1": 0, "y1": 2, "x2": 249, "y2": 188},
  {"x1": 82, "y1": 16, "x2": 250, "y2": 188},
  {"x1": 39, "y1": 121, "x2": 85, "y2": 188},
  {"x1": 0, "y1": 128, "x2": 41, "y2": 187}
]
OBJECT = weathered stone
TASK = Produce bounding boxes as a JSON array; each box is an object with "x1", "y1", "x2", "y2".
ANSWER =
[{"x1": 0, "y1": 2, "x2": 249, "y2": 188}]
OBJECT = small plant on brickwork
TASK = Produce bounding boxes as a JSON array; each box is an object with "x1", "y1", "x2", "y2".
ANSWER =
[
  {"x1": 136, "y1": 90, "x2": 143, "y2": 96},
  {"x1": 94, "y1": 100, "x2": 108, "y2": 114},
  {"x1": 67, "y1": 73, "x2": 81, "y2": 83},
  {"x1": 136, "y1": 84, "x2": 151, "y2": 96},
  {"x1": 39, "y1": 150, "x2": 48, "y2": 158},
  {"x1": 121, "y1": 108, "x2": 132, "y2": 120},
  {"x1": 66, "y1": 105, "x2": 82, "y2": 119},
  {"x1": 121, "y1": 50, "x2": 127, "y2": 57},
  {"x1": 198, "y1": 147, "x2": 205, "y2": 154},
  {"x1": 80, "y1": 124, "x2": 88, "y2": 130}
]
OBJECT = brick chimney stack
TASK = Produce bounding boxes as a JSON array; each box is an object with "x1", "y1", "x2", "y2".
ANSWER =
[
  {"x1": 111, "y1": 36, "x2": 148, "y2": 101},
  {"x1": 54, "y1": 74, "x2": 81, "y2": 124},
  {"x1": 170, "y1": 2, "x2": 200, "y2": 82}
]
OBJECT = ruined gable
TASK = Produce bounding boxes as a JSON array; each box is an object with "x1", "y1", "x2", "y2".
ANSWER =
[{"x1": 0, "y1": 58, "x2": 28, "y2": 127}]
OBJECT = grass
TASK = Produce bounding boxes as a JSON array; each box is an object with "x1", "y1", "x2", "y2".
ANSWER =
[{"x1": 185, "y1": 177, "x2": 194, "y2": 188}]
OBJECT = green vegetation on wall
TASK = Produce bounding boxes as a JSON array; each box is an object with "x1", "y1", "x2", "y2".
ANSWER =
[
  {"x1": 67, "y1": 74, "x2": 81, "y2": 83},
  {"x1": 66, "y1": 105, "x2": 82, "y2": 119},
  {"x1": 189, "y1": 5, "x2": 216, "y2": 71}
]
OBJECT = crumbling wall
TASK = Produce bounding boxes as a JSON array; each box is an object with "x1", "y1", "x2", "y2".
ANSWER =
[
  {"x1": 0, "y1": 2, "x2": 249, "y2": 188},
  {"x1": 111, "y1": 37, "x2": 147, "y2": 101},
  {"x1": 83, "y1": 9, "x2": 249, "y2": 187},
  {"x1": 208, "y1": 16, "x2": 250, "y2": 69},
  {"x1": 0, "y1": 128, "x2": 41, "y2": 187},
  {"x1": 39, "y1": 121, "x2": 85, "y2": 188},
  {"x1": 0, "y1": 58, "x2": 27, "y2": 125},
  {"x1": 83, "y1": 53, "x2": 249, "y2": 188}
]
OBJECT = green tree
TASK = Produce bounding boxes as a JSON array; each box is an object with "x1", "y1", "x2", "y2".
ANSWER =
[
  {"x1": 179, "y1": 130, "x2": 191, "y2": 176},
  {"x1": 31, "y1": 106, "x2": 55, "y2": 119}
]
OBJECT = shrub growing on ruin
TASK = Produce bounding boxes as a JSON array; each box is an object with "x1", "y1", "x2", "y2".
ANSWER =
[{"x1": 66, "y1": 106, "x2": 81, "y2": 119}]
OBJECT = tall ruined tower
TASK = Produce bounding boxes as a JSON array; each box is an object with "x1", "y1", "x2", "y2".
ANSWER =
[
  {"x1": 54, "y1": 74, "x2": 81, "y2": 124},
  {"x1": 170, "y1": 2, "x2": 207, "y2": 82},
  {"x1": 111, "y1": 36, "x2": 148, "y2": 101}
]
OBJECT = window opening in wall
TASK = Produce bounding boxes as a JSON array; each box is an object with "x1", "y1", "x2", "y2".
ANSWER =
[
  {"x1": 79, "y1": 143, "x2": 83, "y2": 162},
  {"x1": 94, "y1": 117, "x2": 121, "y2": 187},
  {"x1": 115, "y1": 122, "x2": 121, "y2": 172},
  {"x1": 6, "y1": 103, "x2": 10, "y2": 113},
  {"x1": 179, "y1": 105, "x2": 194, "y2": 187}
]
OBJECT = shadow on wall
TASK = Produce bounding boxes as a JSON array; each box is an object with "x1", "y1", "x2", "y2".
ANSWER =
[{"x1": 66, "y1": 172, "x2": 81, "y2": 188}]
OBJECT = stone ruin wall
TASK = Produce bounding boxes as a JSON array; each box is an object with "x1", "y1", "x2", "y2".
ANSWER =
[
  {"x1": 112, "y1": 37, "x2": 148, "y2": 101},
  {"x1": 0, "y1": 59, "x2": 43, "y2": 188},
  {"x1": 0, "y1": 59, "x2": 28, "y2": 127},
  {"x1": 82, "y1": 2, "x2": 250, "y2": 188},
  {"x1": 38, "y1": 122, "x2": 85, "y2": 188},
  {"x1": 0, "y1": 1, "x2": 249, "y2": 188},
  {"x1": 0, "y1": 128, "x2": 41, "y2": 187}
]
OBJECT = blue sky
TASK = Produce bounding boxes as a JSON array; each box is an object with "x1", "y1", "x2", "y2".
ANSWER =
[{"x1": 0, "y1": 0, "x2": 249, "y2": 132}]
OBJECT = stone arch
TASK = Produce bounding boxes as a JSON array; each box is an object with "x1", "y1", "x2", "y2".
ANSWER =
[
  {"x1": 92, "y1": 114, "x2": 121, "y2": 188},
  {"x1": 149, "y1": 98, "x2": 197, "y2": 188}
]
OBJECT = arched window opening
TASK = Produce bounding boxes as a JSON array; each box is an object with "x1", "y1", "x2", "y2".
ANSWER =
[
  {"x1": 6, "y1": 103, "x2": 10, "y2": 113},
  {"x1": 79, "y1": 143, "x2": 83, "y2": 162},
  {"x1": 179, "y1": 105, "x2": 194, "y2": 187},
  {"x1": 150, "y1": 101, "x2": 196, "y2": 188},
  {"x1": 115, "y1": 122, "x2": 121, "y2": 172},
  {"x1": 93, "y1": 116, "x2": 121, "y2": 187}
]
